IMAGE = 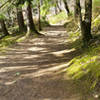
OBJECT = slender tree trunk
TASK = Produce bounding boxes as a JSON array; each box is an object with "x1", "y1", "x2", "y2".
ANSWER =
[
  {"x1": 16, "y1": 7, "x2": 26, "y2": 32},
  {"x1": 26, "y1": 1, "x2": 40, "y2": 36},
  {"x1": 77, "y1": 0, "x2": 92, "y2": 46},
  {"x1": 63, "y1": 0, "x2": 70, "y2": 15},
  {"x1": 56, "y1": 0, "x2": 62, "y2": 12},
  {"x1": 59, "y1": 0, "x2": 62, "y2": 7},
  {"x1": 54, "y1": 0, "x2": 59, "y2": 15},
  {"x1": 74, "y1": 0, "x2": 80, "y2": 20},
  {"x1": 84, "y1": 0, "x2": 93, "y2": 40},
  {"x1": 38, "y1": 1, "x2": 42, "y2": 31},
  {"x1": 55, "y1": 6, "x2": 58, "y2": 15},
  {"x1": 0, "y1": 20, "x2": 9, "y2": 36}
]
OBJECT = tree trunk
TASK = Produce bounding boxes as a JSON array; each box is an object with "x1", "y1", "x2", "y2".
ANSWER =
[
  {"x1": 56, "y1": 0, "x2": 62, "y2": 12},
  {"x1": 84, "y1": 0, "x2": 93, "y2": 40},
  {"x1": 54, "y1": 0, "x2": 59, "y2": 15},
  {"x1": 0, "y1": 20, "x2": 9, "y2": 36},
  {"x1": 63, "y1": 0, "x2": 70, "y2": 15},
  {"x1": 16, "y1": 7, "x2": 26, "y2": 32},
  {"x1": 74, "y1": 0, "x2": 80, "y2": 20},
  {"x1": 77, "y1": 0, "x2": 92, "y2": 46},
  {"x1": 81, "y1": 0, "x2": 93, "y2": 45},
  {"x1": 26, "y1": 1, "x2": 40, "y2": 36},
  {"x1": 55, "y1": 6, "x2": 58, "y2": 15},
  {"x1": 38, "y1": 1, "x2": 42, "y2": 31}
]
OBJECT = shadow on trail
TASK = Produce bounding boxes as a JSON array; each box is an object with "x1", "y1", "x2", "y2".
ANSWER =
[{"x1": 0, "y1": 26, "x2": 81, "y2": 100}]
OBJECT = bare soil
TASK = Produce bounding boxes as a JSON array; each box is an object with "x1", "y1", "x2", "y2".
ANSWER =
[{"x1": 0, "y1": 26, "x2": 81, "y2": 100}]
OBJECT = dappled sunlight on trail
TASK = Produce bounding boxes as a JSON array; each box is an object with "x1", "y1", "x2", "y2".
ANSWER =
[{"x1": 0, "y1": 26, "x2": 80, "y2": 100}]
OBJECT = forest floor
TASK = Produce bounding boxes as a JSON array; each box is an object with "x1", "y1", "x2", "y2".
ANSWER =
[{"x1": 0, "y1": 26, "x2": 83, "y2": 100}]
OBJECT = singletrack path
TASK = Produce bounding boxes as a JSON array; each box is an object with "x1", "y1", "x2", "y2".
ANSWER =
[{"x1": 0, "y1": 26, "x2": 81, "y2": 100}]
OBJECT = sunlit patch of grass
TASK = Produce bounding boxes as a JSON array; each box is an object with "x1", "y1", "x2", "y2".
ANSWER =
[
  {"x1": 66, "y1": 44, "x2": 100, "y2": 98},
  {"x1": 65, "y1": 15, "x2": 100, "y2": 96},
  {"x1": 67, "y1": 54, "x2": 98, "y2": 79},
  {"x1": 48, "y1": 11, "x2": 68, "y2": 24},
  {"x1": 16, "y1": 36, "x2": 26, "y2": 42},
  {"x1": 0, "y1": 32, "x2": 26, "y2": 51},
  {"x1": 0, "y1": 30, "x2": 43, "y2": 52},
  {"x1": 0, "y1": 36, "x2": 16, "y2": 47}
]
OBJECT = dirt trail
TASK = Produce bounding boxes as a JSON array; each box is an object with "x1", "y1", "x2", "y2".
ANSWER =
[{"x1": 0, "y1": 26, "x2": 81, "y2": 100}]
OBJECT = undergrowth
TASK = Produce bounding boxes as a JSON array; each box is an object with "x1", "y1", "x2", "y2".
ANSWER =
[
  {"x1": 48, "y1": 11, "x2": 68, "y2": 24},
  {"x1": 67, "y1": 42, "x2": 100, "y2": 99},
  {"x1": 66, "y1": 13, "x2": 100, "y2": 99},
  {"x1": 0, "y1": 33, "x2": 25, "y2": 52}
]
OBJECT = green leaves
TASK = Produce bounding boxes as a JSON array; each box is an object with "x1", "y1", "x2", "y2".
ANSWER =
[
  {"x1": 40, "y1": 0, "x2": 53, "y2": 19},
  {"x1": 0, "y1": 14, "x2": 6, "y2": 20}
]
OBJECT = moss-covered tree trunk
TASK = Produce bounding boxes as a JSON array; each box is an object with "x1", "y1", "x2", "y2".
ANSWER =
[
  {"x1": 16, "y1": 7, "x2": 26, "y2": 32},
  {"x1": 26, "y1": 1, "x2": 40, "y2": 36},
  {"x1": 0, "y1": 19, "x2": 9, "y2": 36}
]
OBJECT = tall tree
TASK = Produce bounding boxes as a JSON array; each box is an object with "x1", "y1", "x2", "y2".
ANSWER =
[
  {"x1": 74, "y1": 0, "x2": 80, "y2": 20},
  {"x1": 54, "y1": 0, "x2": 59, "y2": 15},
  {"x1": 26, "y1": 1, "x2": 40, "y2": 36},
  {"x1": 63, "y1": 0, "x2": 70, "y2": 15},
  {"x1": 16, "y1": 7, "x2": 26, "y2": 32},
  {"x1": 77, "y1": 0, "x2": 93, "y2": 46},
  {"x1": 56, "y1": 0, "x2": 62, "y2": 12},
  {"x1": 38, "y1": 0, "x2": 42, "y2": 31}
]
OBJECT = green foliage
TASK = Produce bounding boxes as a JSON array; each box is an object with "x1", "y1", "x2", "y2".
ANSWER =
[
  {"x1": 64, "y1": 18, "x2": 79, "y2": 32},
  {"x1": 93, "y1": 0, "x2": 100, "y2": 16},
  {"x1": 69, "y1": 32, "x2": 80, "y2": 39},
  {"x1": 92, "y1": 15, "x2": 100, "y2": 34},
  {"x1": 66, "y1": 41, "x2": 100, "y2": 97},
  {"x1": 0, "y1": 32, "x2": 25, "y2": 50},
  {"x1": 0, "y1": 14, "x2": 6, "y2": 20},
  {"x1": 40, "y1": 0, "x2": 52, "y2": 19},
  {"x1": 93, "y1": 15, "x2": 100, "y2": 26},
  {"x1": 65, "y1": 14, "x2": 100, "y2": 95},
  {"x1": 8, "y1": 25, "x2": 19, "y2": 34},
  {"x1": 48, "y1": 11, "x2": 68, "y2": 24},
  {"x1": 0, "y1": 36, "x2": 17, "y2": 48},
  {"x1": 40, "y1": 20, "x2": 50, "y2": 27}
]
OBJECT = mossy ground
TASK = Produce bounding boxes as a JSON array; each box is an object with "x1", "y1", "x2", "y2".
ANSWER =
[{"x1": 65, "y1": 14, "x2": 100, "y2": 99}]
